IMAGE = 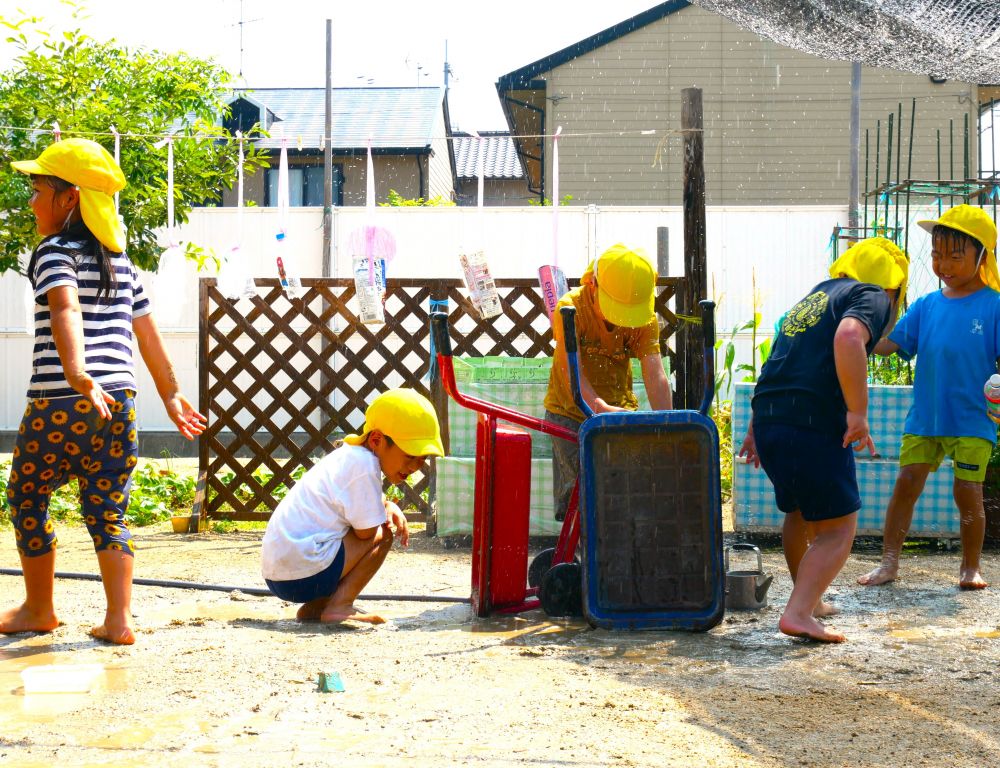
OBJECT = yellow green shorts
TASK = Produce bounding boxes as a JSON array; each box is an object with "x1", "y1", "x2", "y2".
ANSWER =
[{"x1": 899, "y1": 434, "x2": 993, "y2": 482}]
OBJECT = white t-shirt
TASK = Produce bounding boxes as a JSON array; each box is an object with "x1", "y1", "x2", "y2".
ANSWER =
[{"x1": 261, "y1": 444, "x2": 386, "y2": 581}]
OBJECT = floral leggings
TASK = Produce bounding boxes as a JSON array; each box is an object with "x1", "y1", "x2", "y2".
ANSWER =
[{"x1": 6, "y1": 390, "x2": 139, "y2": 557}]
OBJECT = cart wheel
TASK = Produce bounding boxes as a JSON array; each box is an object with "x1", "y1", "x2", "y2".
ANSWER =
[
  {"x1": 528, "y1": 548, "x2": 556, "y2": 588},
  {"x1": 540, "y1": 562, "x2": 583, "y2": 618}
]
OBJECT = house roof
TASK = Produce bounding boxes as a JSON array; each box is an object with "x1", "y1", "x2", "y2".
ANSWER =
[
  {"x1": 496, "y1": 1, "x2": 690, "y2": 91},
  {"x1": 451, "y1": 132, "x2": 524, "y2": 179},
  {"x1": 228, "y1": 87, "x2": 444, "y2": 152}
]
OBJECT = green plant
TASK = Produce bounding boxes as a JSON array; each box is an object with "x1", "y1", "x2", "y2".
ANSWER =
[
  {"x1": 380, "y1": 189, "x2": 455, "y2": 207},
  {"x1": 528, "y1": 194, "x2": 574, "y2": 206},
  {"x1": 712, "y1": 401, "x2": 734, "y2": 502},
  {"x1": 210, "y1": 464, "x2": 308, "y2": 512},
  {"x1": 0, "y1": 3, "x2": 268, "y2": 273},
  {"x1": 0, "y1": 458, "x2": 196, "y2": 528},
  {"x1": 868, "y1": 353, "x2": 913, "y2": 385}
]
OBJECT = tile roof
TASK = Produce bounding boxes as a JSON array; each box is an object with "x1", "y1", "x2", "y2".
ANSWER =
[
  {"x1": 452, "y1": 132, "x2": 524, "y2": 179},
  {"x1": 230, "y1": 87, "x2": 444, "y2": 150}
]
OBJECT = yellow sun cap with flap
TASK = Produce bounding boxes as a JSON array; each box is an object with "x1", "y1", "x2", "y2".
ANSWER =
[
  {"x1": 917, "y1": 204, "x2": 1000, "y2": 292},
  {"x1": 829, "y1": 236, "x2": 909, "y2": 308},
  {"x1": 591, "y1": 243, "x2": 656, "y2": 328},
  {"x1": 343, "y1": 388, "x2": 444, "y2": 457},
  {"x1": 11, "y1": 138, "x2": 127, "y2": 253}
]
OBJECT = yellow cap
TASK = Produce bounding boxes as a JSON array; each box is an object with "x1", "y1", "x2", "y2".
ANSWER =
[
  {"x1": 12, "y1": 138, "x2": 127, "y2": 253},
  {"x1": 591, "y1": 244, "x2": 655, "y2": 328},
  {"x1": 343, "y1": 388, "x2": 444, "y2": 457},
  {"x1": 917, "y1": 204, "x2": 1000, "y2": 292},
  {"x1": 829, "y1": 237, "x2": 909, "y2": 310}
]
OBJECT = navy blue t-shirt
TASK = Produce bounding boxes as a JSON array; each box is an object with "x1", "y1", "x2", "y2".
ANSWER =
[{"x1": 752, "y1": 277, "x2": 891, "y2": 437}]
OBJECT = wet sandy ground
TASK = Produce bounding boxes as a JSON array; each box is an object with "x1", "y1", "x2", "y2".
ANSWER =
[{"x1": 1, "y1": 522, "x2": 999, "y2": 768}]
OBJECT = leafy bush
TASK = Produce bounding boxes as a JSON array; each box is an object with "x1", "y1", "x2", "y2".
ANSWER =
[{"x1": 0, "y1": 458, "x2": 195, "y2": 528}]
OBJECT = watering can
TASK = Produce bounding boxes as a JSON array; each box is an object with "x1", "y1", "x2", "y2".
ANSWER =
[{"x1": 725, "y1": 543, "x2": 773, "y2": 610}]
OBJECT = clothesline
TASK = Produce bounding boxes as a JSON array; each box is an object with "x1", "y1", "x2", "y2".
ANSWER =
[{"x1": 0, "y1": 123, "x2": 702, "y2": 146}]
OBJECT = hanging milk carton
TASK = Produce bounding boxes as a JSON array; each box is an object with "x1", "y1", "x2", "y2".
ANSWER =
[
  {"x1": 275, "y1": 232, "x2": 304, "y2": 299},
  {"x1": 459, "y1": 250, "x2": 502, "y2": 319},
  {"x1": 353, "y1": 255, "x2": 386, "y2": 324}
]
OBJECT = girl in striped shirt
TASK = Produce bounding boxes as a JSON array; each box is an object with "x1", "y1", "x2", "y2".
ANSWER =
[{"x1": 1, "y1": 138, "x2": 205, "y2": 645}]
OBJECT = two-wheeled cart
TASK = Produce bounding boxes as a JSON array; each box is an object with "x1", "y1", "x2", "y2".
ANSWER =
[{"x1": 430, "y1": 313, "x2": 584, "y2": 617}]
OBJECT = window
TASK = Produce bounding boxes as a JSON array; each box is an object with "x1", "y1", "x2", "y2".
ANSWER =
[{"x1": 266, "y1": 164, "x2": 343, "y2": 207}]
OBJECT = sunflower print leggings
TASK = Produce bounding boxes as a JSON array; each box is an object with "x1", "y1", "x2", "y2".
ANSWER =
[{"x1": 5, "y1": 390, "x2": 139, "y2": 557}]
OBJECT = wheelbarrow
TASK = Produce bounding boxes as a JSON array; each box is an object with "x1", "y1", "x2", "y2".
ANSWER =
[
  {"x1": 430, "y1": 312, "x2": 584, "y2": 617},
  {"x1": 562, "y1": 300, "x2": 725, "y2": 630}
]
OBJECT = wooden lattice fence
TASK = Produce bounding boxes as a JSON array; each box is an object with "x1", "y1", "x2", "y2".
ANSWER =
[{"x1": 192, "y1": 276, "x2": 684, "y2": 529}]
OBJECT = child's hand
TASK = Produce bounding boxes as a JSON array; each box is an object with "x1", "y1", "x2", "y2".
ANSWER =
[
  {"x1": 72, "y1": 374, "x2": 115, "y2": 420},
  {"x1": 165, "y1": 393, "x2": 207, "y2": 440},
  {"x1": 843, "y1": 411, "x2": 876, "y2": 455},
  {"x1": 592, "y1": 397, "x2": 627, "y2": 414},
  {"x1": 737, "y1": 431, "x2": 760, "y2": 468},
  {"x1": 385, "y1": 500, "x2": 409, "y2": 547}
]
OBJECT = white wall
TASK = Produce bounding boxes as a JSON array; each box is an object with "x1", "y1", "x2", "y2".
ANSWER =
[{"x1": 0, "y1": 204, "x2": 850, "y2": 432}]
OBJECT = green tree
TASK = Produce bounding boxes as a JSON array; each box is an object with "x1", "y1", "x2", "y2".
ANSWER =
[{"x1": 0, "y1": 4, "x2": 267, "y2": 273}]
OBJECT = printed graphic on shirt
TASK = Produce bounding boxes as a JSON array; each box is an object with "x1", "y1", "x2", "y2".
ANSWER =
[
  {"x1": 782, "y1": 291, "x2": 829, "y2": 336},
  {"x1": 972, "y1": 318, "x2": 983, "y2": 335}
]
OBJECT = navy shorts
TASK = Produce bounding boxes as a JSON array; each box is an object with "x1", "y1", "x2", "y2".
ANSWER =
[
  {"x1": 265, "y1": 545, "x2": 346, "y2": 603},
  {"x1": 752, "y1": 421, "x2": 861, "y2": 522}
]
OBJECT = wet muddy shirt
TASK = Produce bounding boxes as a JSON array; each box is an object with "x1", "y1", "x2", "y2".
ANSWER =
[
  {"x1": 543, "y1": 283, "x2": 660, "y2": 422},
  {"x1": 752, "y1": 278, "x2": 890, "y2": 438}
]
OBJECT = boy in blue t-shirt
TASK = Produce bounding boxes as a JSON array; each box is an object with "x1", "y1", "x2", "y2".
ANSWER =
[{"x1": 859, "y1": 205, "x2": 1000, "y2": 590}]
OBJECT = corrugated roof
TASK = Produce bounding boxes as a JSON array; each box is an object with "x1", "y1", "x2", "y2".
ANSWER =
[
  {"x1": 230, "y1": 87, "x2": 444, "y2": 150},
  {"x1": 452, "y1": 132, "x2": 524, "y2": 179}
]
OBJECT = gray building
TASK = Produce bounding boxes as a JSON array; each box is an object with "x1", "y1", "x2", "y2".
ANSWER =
[{"x1": 497, "y1": 0, "x2": 986, "y2": 206}]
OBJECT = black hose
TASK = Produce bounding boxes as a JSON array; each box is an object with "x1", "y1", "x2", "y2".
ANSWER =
[{"x1": 0, "y1": 568, "x2": 470, "y2": 604}]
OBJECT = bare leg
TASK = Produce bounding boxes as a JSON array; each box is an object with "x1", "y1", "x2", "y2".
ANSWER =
[
  {"x1": 0, "y1": 550, "x2": 59, "y2": 634},
  {"x1": 954, "y1": 479, "x2": 988, "y2": 589},
  {"x1": 782, "y1": 512, "x2": 837, "y2": 618},
  {"x1": 858, "y1": 464, "x2": 930, "y2": 586},
  {"x1": 89, "y1": 549, "x2": 135, "y2": 645},
  {"x1": 319, "y1": 526, "x2": 394, "y2": 624},
  {"x1": 779, "y1": 512, "x2": 857, "y2": 642}
]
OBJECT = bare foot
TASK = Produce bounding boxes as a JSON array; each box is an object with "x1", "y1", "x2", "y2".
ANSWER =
[
  {"x1": 296, "y1": 598, "x2": 327, "y2": 621},
  {"x1": 857, "y1": 564, "x2": 898, "y2": 586},
  {"x1": 813, "y1": 600, "x2": 839, "y2": 618},
  {"x1": 959, "y1": 568, "x2": 988, "y2": 590},
  {"x1": 0, "y1": 603, "x2": 59, "y2": 634},
  {"x1": 779, "y1": 613, "x2": 846, "y2": 643},
  {"x1": 320, "y1": 603, "x2": 385, "y2": 625},
  {"x1": 89, "y1": 616, "x2": 136, "y2": 645}
]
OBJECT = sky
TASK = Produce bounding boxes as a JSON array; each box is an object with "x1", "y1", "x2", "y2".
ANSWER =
[{"x1": 0, "y1": 0, "x2": 661, "y2": 131}]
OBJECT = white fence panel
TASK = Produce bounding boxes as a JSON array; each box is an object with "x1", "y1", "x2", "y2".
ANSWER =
[{"x1": 1, "y1": 204, "x2": 852, "y2": 432}]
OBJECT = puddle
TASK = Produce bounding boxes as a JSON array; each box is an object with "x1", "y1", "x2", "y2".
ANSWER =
[
  {"x1": 888, "y1": 625, "x2": 1000, "y2": 641},
  {"x1": 0, "y1": 648, "x2": 130, "y2": 724}
]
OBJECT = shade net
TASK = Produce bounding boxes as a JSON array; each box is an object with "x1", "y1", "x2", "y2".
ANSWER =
[{"x1": 692, "y1": 1, "x2": 1000, "y2": 84}]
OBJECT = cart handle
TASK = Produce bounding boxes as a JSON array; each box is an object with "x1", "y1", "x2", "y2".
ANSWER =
[
  {"x1": 428, "y1": 312, "x2": 578, "y2": 442},
  {"x1": 560, "y1": 306, "x2": 594, "y2": 419},
  {"x1": 698, "y1": 299, "x2": 716, "y2": 417}
]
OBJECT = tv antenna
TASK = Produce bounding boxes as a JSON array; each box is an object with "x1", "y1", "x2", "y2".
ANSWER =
[{"x1": 231, "y1": 0, "x2": 263, "y2": 80}]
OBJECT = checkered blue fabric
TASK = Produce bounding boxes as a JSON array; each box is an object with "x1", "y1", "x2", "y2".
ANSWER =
[
  {"x1": 434, "y1": 456, "x2": 562, "y2": 537},
  {"x1": 732, "y1": 382, "x2": 961, "y2": 536}
]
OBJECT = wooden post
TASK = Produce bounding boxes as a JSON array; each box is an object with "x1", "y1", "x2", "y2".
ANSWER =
[
  {"x1": 190, "y1": 277, "x2": 212, "y2": 532},
  {"x1": 680, "y1": 87, "x2": 707, "y2": 410}
]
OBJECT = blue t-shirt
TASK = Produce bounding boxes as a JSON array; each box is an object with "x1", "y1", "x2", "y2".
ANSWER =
[{"x1": 889, "y1": 287, "x2": 1000, "y2": 442}]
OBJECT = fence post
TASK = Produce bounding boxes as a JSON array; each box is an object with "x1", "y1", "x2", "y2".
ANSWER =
[{"x1": 680, "y1": 87, "x2": 707, "y2": 410}]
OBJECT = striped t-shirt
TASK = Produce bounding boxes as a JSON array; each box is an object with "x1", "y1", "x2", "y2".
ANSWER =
[{"x1": 29, "y1": 231, "x2": 151, "y2": 399}]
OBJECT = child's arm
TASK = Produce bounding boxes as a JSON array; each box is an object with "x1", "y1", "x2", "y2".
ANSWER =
[
  {"x1": 639, "y1": 353, "x2": 672, "y2": 410},
  {"x1": 834, "y1": 317, "x2": 876, "y2": 454},
  {"x1": 133, "y1": 313, "x2": 207, "y2": 440},
  {"x1": 47, "y1": 285, "x2": 115, "y2": 419},
  {"x1": 873, "y1": 337, "x2": 899, "y2": 356},
  {"x1": 737, "y1": 421, "x2": 760, "y2": 468},
  {"x1": 552, "y1": 309, "x2": 626, "y2": 413}
]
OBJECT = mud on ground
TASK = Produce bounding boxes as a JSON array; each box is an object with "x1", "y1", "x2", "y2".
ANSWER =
[{"x1": 1, "y1": 522, "x2": 999, "y2": 768}]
